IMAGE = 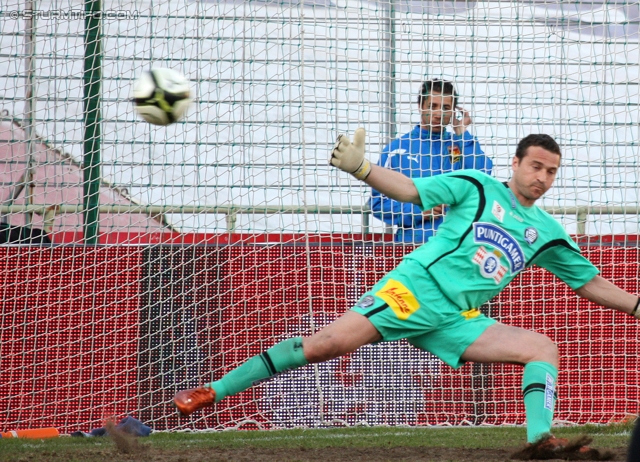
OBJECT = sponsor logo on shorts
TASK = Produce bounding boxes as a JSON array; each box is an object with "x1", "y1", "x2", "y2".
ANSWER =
[
  {"x1": 355, "y1": 295, "x2": 375, "y2": 309},
  {"x1": 524, "y1": 227, "x2": 538, "y2": 244},
  {"x1": 472, "y1": 246, "x2": 508, "y2": 284},
  {"x1": 375, "y1": 279, "x2": 419, "y2": 320},
  {"x1": 460, "y1": 308, "x2": 481, "y2": 320},
  {"x1": 473, "y1": 222, "x2": 525, "y2": 274},
  {"x1": 544, "y1": 373, "x2": 555, "y2": 410}
]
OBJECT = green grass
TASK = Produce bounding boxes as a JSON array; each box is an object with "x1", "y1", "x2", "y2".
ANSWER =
[{"x1": 0, "y1": 423, "x2": 634, "y2": 461}]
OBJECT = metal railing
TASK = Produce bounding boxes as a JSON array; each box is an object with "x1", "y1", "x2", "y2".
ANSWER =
[{"x1": 0, "y1": 204, "x2": 638, "y2": 235}]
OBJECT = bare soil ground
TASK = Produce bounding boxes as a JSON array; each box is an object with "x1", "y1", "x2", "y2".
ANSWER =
[{"x1": 11, "y1": 445, "x2": 627, "y2": 462}]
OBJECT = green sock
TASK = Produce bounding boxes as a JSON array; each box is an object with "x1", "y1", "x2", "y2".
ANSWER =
[
  {"x1": 206, "y1": 337, "x2": 308, "y2": 402},
  {"x1": 522, "y1": 361, "x2": 558, "y2": 443}
]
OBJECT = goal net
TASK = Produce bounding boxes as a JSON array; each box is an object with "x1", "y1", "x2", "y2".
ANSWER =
[{"x1": 0, "y1": 0, "x2": 638, "y2": 433}]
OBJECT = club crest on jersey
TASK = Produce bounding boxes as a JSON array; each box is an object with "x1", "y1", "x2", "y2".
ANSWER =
[
  {"x1": 524, "y1": 227, "x2": 538, "y2": 244},
  {"x1": 473, "y1": 222, "x2": 525, "y2": 274},
  {"x1": 472, "y1": 246, "x2": 508, "y2": 283},
  {"x1": 448, "y1": 144, "x2": 461, "y2": 164}
]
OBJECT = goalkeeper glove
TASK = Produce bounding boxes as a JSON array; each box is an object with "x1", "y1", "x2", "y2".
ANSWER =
[{"x1": 330, "y1": 128, "x2": 372, "y2": 180}]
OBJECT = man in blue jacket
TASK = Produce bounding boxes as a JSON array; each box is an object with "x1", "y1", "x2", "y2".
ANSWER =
[{"x1": 370, "y1": 79, "x2": 493, "y2": 243}]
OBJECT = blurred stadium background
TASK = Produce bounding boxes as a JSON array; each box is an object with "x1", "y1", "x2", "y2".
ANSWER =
[{"x1": 0, "y1": 0, "x2": 638, "y2": 434}]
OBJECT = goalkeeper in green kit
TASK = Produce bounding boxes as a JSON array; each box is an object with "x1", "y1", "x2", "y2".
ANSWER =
[{"x1": 174, "y1": 129, "x2": 639, "y2": 459}]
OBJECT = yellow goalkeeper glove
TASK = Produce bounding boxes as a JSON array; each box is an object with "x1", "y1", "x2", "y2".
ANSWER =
[{"x1": 330, "y1": 128, "x2": 372, "y2": 181}]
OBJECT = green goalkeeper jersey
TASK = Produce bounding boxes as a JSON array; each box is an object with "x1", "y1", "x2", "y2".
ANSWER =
[{"x1": 408, "y1": 169, "x2": 599, "y2": 310}]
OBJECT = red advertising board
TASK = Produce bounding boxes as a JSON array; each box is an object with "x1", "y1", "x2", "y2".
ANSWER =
[{"x1": 0, "y1": 243, "x2": 637, "y2": 432}]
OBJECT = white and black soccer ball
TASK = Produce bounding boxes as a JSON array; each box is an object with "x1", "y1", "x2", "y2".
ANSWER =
[{"x1": 132, "y1": 68, "x2": 192, "y2": 126}]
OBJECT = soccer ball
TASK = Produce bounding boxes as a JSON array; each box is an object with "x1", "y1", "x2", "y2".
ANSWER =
[{"x1": 132, "y1": 68, "x2": 192, "y2": 126}]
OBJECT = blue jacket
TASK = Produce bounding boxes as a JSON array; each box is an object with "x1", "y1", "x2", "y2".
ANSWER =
[{"x1": 370, "y1": 125, "x2": 492, "y2": 243}]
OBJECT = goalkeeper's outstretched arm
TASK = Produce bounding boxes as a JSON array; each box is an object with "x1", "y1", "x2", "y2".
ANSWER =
[
  {"x1": 330, "y1": 128, "x2": 422, "y2": 206},
  {"x1": 574, "y1": 275, "x2": 640, "y2": 319}
]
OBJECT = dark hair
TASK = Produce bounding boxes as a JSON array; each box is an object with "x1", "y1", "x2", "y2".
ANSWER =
[
  {"x1": 418, "y1": 79, "x2": 458, "y2": 107},
  {"x1": 515, "y1": 134, "x2": 562, "y2": 160}
]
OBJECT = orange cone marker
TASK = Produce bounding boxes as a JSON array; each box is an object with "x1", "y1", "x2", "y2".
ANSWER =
[{"x1": 1, "y1": 428, "x2": 59, "y2": 439}]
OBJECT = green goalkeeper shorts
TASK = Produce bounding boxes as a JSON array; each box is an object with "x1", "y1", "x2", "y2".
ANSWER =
[{"x1": 351, "y1": 258, "x2": 495, "y2": 369}]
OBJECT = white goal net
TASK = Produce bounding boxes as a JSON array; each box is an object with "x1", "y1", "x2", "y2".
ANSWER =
[{"x1": 0, "y1": 0, "x2": 638, "y2": 433}]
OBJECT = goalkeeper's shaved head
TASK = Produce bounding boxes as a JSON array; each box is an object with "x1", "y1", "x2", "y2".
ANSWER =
[{"x1": 418, "y1": 79, "x2": 458, "y2": 107}]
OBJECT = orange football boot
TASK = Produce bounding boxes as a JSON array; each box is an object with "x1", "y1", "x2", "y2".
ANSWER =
[{"x1": 173, "y1": 387, "x2": 217, "y2": 416}]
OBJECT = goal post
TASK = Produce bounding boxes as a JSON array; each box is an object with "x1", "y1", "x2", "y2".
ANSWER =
[{"x1": 0, "y1": 0, "x2": 638, "y2": 433}]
